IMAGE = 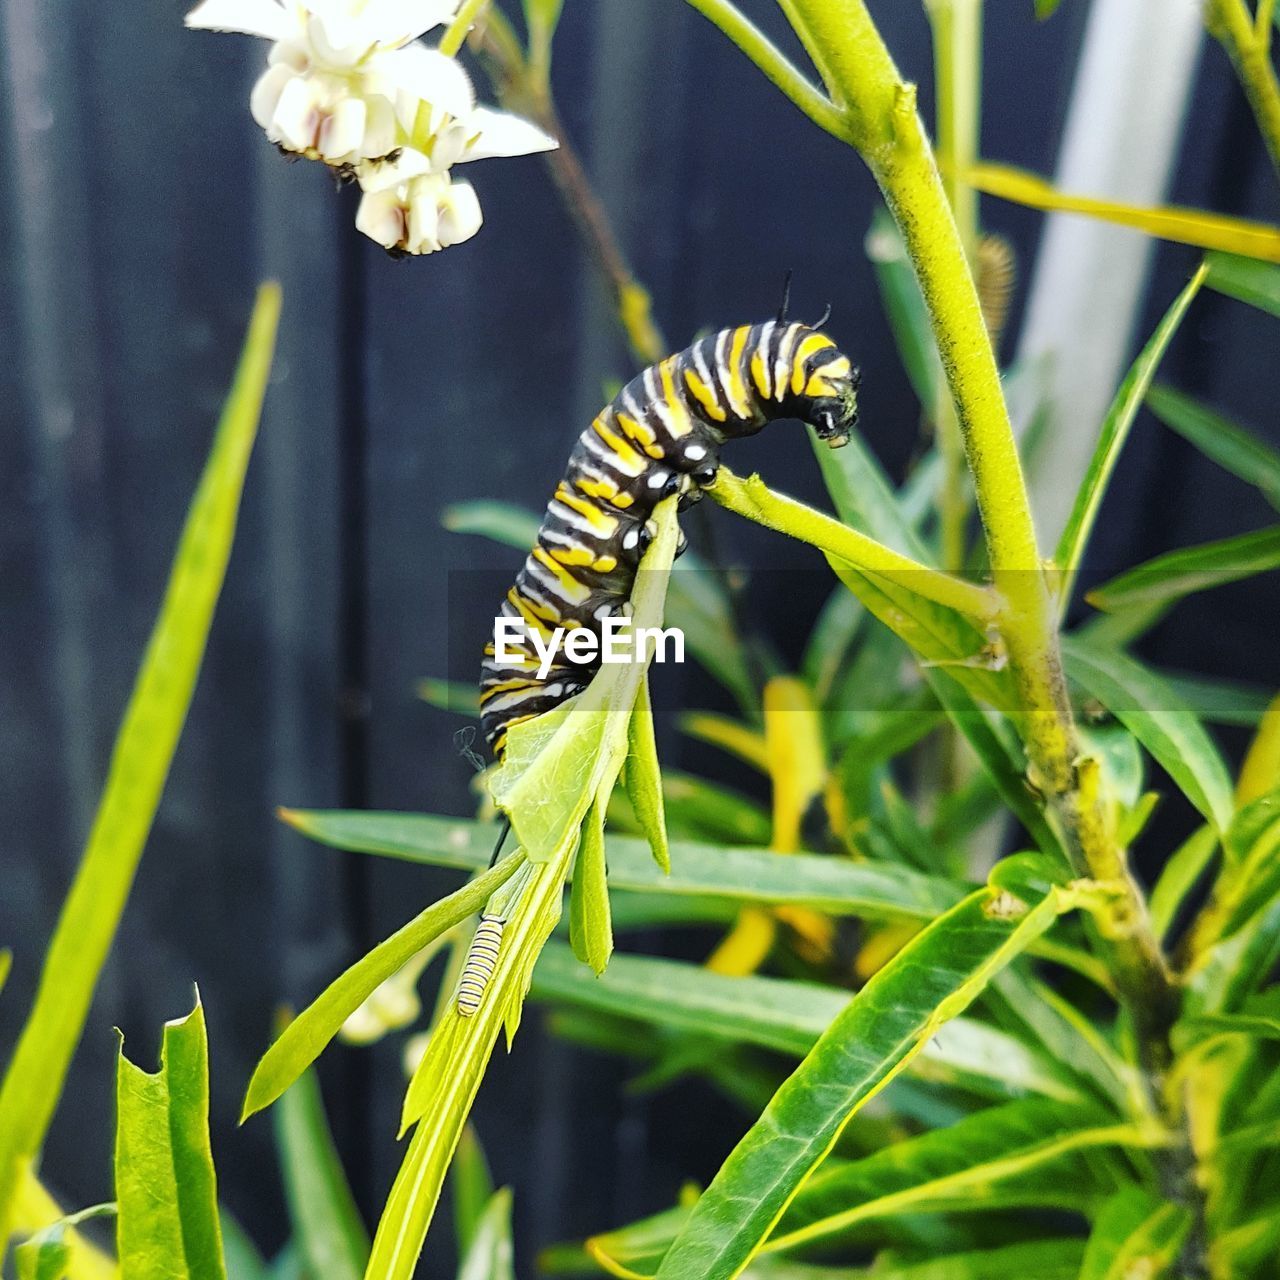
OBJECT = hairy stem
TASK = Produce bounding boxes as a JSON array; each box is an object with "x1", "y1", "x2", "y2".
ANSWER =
[
  {"x1": 1206, "y1": 0, "x2": 1280, "y2": 180},
  {"x1": 771, "y1": 6, "x2": 1203, "y2": 1251}
]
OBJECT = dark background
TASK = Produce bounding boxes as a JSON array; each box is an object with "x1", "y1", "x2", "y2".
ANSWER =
[{"x1": 1, "y1": 0, "x2": 1276, "y2": 1274}]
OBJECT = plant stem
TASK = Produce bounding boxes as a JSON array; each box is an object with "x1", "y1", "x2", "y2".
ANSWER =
[
  {"x1": 925, "y1": 0, "x2": 983, "y2": 570},
  {"x1": 439, "y1": 0, "x2": 490, "y2": 58},
  {"x1": 683, "y1": 0, "x2": 849, "y2": 139},
  {"x1": 1205, "y1": 0, "x2": 1280, "y2": 180},
  {"x1": 472, "y1": 17, "x2": 667, "y2": 366},
  {"x1": 709, "y1": 466, "x2": 999, "y2": 621}
]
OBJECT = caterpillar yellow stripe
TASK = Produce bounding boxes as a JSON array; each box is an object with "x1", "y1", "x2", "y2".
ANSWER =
[{"x1": 479, "y1": 318, "x2": 860, "y2": 756}]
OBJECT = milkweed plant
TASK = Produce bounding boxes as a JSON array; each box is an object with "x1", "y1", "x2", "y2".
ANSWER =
[{"x1": 3, "y1": 1, "x2": 1280, "y2": 1279}]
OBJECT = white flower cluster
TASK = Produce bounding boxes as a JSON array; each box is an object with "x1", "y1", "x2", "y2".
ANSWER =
[{"x1": 186, "y1": 0, "x2": 557, "y2": 255}]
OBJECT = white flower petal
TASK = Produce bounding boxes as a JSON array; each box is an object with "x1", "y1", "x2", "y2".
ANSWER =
[
  {"x1": 407, "y1": 189, "x2": 442, "y2": 254},
  {"x1": 361, "y1": 93, "x2": 399, "y2": 159},
  {"x1": 318, "y1": 94, "x2": 367, "y2": 161},
  {"x1": 250, "y1": 63, "x2": 295, "y2": 130},
  {"x1": 271, "y1": 74, "x2": 321, "y2": 151},
  {"x1": 368, "y1": 43, "x2": 473, "y2": 119},
  {"x1": 184, "y1": 0, "x2": 292, "y2": 40},
  {"x1": 457, "y1": 105, "x2": 557, "y2": 162},
  {"x1": 356, "y1": 187, "x2": 409, "y2": 249},
  {"x1": 357, "y1": 145, "x2": 430, "y2": 192},
  {"x1": 436, "y1": 177, "x2": 482, "y2": 247},
  {"x1": 424, "y1": 118, "x2": 468, "y2": 171}
]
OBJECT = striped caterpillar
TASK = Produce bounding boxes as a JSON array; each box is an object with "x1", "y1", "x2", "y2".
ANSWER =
[{"x1": 478, "y1": 319, "x2": 861, "y2": 758}]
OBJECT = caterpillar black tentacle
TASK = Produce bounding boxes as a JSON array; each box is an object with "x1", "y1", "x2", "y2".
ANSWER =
[
  {"x1": 479, "y1": 320, "x2": 861, "y2": 758},
  {"x1": 456, "y1": 914, "x2": 505, "y2": 1017}
]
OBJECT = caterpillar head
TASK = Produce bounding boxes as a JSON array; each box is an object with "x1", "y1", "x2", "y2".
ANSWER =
[{"x1": 809, "y1": 362, "x2": 860, "y2": 449}]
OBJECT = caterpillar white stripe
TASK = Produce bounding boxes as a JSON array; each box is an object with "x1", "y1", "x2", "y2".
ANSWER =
[{"x1": 456, "y1": 914, "x2": 505, "y2": 1017}]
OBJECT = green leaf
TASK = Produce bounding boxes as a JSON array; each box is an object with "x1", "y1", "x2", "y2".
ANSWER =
[
  {"x1": 456, "y1": 1188, "x2": 515, "y2": 1280},
  {"x1": 1034, "y1": 0, "x2": 1063, "y2": 17},
  {"x1": 416, "y1": 679, "x2": 482, "y2": 718},
  {"x1": 772, "y1": 1099, "x2": 1150, "y2": 1252},
  {"x1": 529, "y1": 943, "x2": 1083, "y2": 1103},
  {"x1": 15, "y1": 1205, "x2": 115, "y2": 1280},
  {"x1": 568, "y1": 798, "x2": 612, "y2": 974},
  {"x1": 1162, "y1": 670, "x2": 1274, "y2": 727},
  {"x1": 1087, "y1": 525, "x2": 1280, "y2": 615},
  {"x1": 220, "y1": 1212, "x2": 268, "y2": 1280},
  {"x1": 1062, "y1": 636, "x2": 1234, "y2": 833},
  {"x1": 442, "y1": 501, "x2": 540, "y2": 549},
  {"x1": 274, "y1": 1058, "x2": 368, "y2": 1280},
  {"x1": 0, "y1": 284, "x2": 280, "y2": 1237},
  {"x1": 865, "y1": 206, "x2": 942, "y2": 414},
  {"x1": 242, "y1": 850, "x2": 525, "y2": 1118},
  {"x1": 769, "y1": 1240, "x2": 1087, "y2": 1278},
  {"x1": 801, "y1": 588, "x2": 865, "y2": 702},
  {"x1": 1054, "y1": 265, "x2": 1207, "y2": 608},
  {"x1": 115, "y1": 997, "x2": 227, "y2": 1280},
  {"x1": 1204, "y1": 249, "x2": 1280, "y2": 318},
  {"x1": 1077, "y1": 1186, "x2": 1191, "y2": 1280},
  {"x1": 451, "y1": 1127, "x2": 495, "y2": 1259},
  {"x1": 279, "y1": 810, "x2": 963, "y2": 923},
  {"x1": 624, "y1": 675, "x2": 670, "y2": 871},
  {"x1": 1150, "y1": 825, "x2": 1217, "y2": 941},
  {"x1": 1147, "y1": 384, "x2": 1280, "y2": 512},
  {"x1": 0, "y1": 949, "x2": 10, "y2": 999},
  {"x1": 652, "y1": 882, "x2": 1075, "y2": 1278}
]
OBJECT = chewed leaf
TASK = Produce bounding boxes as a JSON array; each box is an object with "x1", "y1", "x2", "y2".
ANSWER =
[{"x1": 115, "y1": 997, "x2": 226, "y2": 1280}]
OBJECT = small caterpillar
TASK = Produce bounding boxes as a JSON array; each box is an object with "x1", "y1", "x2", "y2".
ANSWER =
[
  {"x1": 976, "y1": 233, "x2": 1016, "y2": 351},
  {"x1": 456, "y1": 914, "x2": 505, "y2": 1017},
  {"x1": 479, "y1": 319, "x2": 861, "y2": 757}
]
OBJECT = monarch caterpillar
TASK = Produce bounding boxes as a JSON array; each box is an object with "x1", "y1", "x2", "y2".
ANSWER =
[
  {"x1": 456, "y1": 913, "x2": 505, "y2": 1017},
  {"x1": 478, "y1": 318, "x2": 861, "y2": 758}
]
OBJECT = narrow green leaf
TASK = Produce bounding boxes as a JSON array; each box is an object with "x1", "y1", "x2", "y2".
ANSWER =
[
  {"x1": 772, "y1": 1099, "x2": 1150, "y2": 1252},
  {"x1": 242, "y1": 850, "x2": 525, "y2": 1118},
  {"x1": 624, "y1": 675, "x2": 670, "y2": 871},
  {"x1": 220, "y1": 1212, "x2": 268, "y2": 1280},
  {"x1": 456, "y1": 1188, "x2": 515, "y2": 1280},
  {"x1": 1147, "y1": 383, "x2": 1280, "y2": 512},
  {"x1": 0, "y1": 284, "x2": 281, "y2": 1233},
  {"x1": 801, "y1": 588, "x2": 864, "y2": 702},
  {"x1": 568, "y1": 799, "x2": 612, "y2": 974},
  {"x1": 652, "y1": 883, "x2": 1074, "y2": 1278},
  {"x1": 0, "y1": 949, "x2": 10, "y2": 999},
  {"x1": 451, "y1": 1127, "x2": 495, "y2": 1260},
  {"x1": 15, "y1": 1205, "x2": 115, "y2": 1280},
  {"x1": 280, "y1": 810, "x2": 963, "y2": 923},
  {"x1": 442, "y1": 501, "x2": 539, "y2": 549},
  {"x1": 1176, "y1": 1011, "x2": 1280, "y2": 1047},
  {"x1": 1087, "y1": 525, "x2": 1280, "y2": 614},
  {"x1": 274, "y1": 1060, "x2": 368, "y2": 1280},
  {"x1": 416, "y1": 679, "x2": 482, "y2": 718},
  {"x1": 1204, "y1": 249, "x2": 1280, "y2": 318},
  {"x1": 865, "y1": 206, "x2": 942, "y2": 414},
  {"x1": 9, "y1": 1172, "x2": 117, "y2": 1280},
  {"x1": 1062, "y1": 636, "x2": 1234, "y2": 833},
  {"x1": 1150, "y1": 825, "x2": 1218, "y2": 941},
  {"x1": 530, "y1": 943, "x2": 1084, "y2": 1103},
  {"x1": 115, "y1": 997, "x2": 227, "y2": 1280},
  {"x1": 768, "y1": 1240, "x2": 1087, "y2": 1278},
  {"x1": 1162, "y1": 671, "x2": 1274, "y2": 727},
  {"x1": 1034, "y1": 0, "x2": 1063, "y2": 17},
  {"x1": 1077, "y1": 1186, "x2": 1190, "y2": 1280},
  {"x1": 1054, "y1": 265, "x2": 1207, "y2": 607}
]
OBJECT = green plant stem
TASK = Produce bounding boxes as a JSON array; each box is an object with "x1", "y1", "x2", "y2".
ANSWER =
[
  {"x1": 439, "y1": 0, "x2": 490, "y2": 58},
  {"x1": 1206, "y1": 0, "x2": 1280, "y2": 180},
  {"x1": 683, "y1": 0, "x2": 849, "y2": 139},
  {"x1": 925, "y1": 0, "x2": 983, "y2": 570},
  {"x1": 766, "y1": 3, "x2": 1203, "y2": 1256},
  {"x1": 708, "y1": 466, "x2": 998, "y2": 621}
]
